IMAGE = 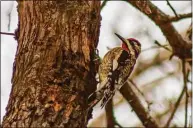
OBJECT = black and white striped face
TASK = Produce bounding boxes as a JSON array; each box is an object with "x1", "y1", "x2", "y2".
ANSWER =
[
  {"x1": 114, "y1": 33, "x2": 141, "y2": 57},
  {"x1": 127, "y1": 38, "x2": 141, "y2": 57}
]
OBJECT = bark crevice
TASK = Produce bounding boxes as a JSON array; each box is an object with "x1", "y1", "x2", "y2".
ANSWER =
[{"x1": 2, "y1": 1, "x2": 101, "y2": 127}]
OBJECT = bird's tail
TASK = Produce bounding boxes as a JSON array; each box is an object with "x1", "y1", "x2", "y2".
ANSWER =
[
  {"x1": 88, "y1": 67, "x2": 116, "y2": 109},
  {"x1": 88, "y1": 80, "x2": 115, "y2": 109},
  {"x1": 100, "y1": 89, "x2": 115, "y2": 108},
  {"x1": 88, "y1": 85, "x2": 107, "y2": 109}
]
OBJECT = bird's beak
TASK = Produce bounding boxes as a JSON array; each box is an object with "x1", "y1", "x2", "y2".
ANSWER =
[{"x1": 114, "y1": 33, "x2": 129, "y2": 45}]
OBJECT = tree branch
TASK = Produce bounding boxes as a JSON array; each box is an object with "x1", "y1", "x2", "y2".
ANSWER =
[
  {"x1": 101, "y1": 0, "x2": 108, "y2": 11},
  {"x1": 105, "y1": 99, "x2": 123, "y2": 128},
  {"x1": 186, "y1": 23, "x2": 192, "y2": 41},
  {"x1": 6, "y1": 1, "x2": 14, "y2": 31},
  {"x1": 0, "y1": 32, "x2": 15, "y2": 36},
  {"x1": 141, "y1": 72, "x2": 175, "y2": 92},
  {"x1": 166, "y1": 0, "x2": 178, "y2": 18},
  {"x1": 120, "y1": 82, "x2": 159, "y2": 128},
  {"x1": 154, "y1": 41, "x2": 172, "y2": 52},
  {"x1": 182, "y1": 60, "x2": 190, "y2": 128},
  {"x1": 142, "y1": 44, "x2": 169, "y2": 52},
  {"x1": 155, "y1": 92, "x2": 191, "y2": 122},
  {"x1": 165, "y1": 85, "x2": 185, "y2": 127},
  {"x1": 105, "y1": 99, "x2": 116, "y2": 128},
  {"x1": 168, "y1": 13, "x2": 192, "y2": 22},
  {"x1": 127, "y1": 0, "x2": 192, "y2": 59},
  {"x1": 131, "y1": 51, "x2": 170, "y2": 79},
  {"x1": 128, "y1": 79, "x2": 153, "y2": 111}
]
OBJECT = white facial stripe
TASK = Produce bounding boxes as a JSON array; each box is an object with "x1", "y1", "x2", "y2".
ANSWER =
[
  {"x1": 126, "y1": 40, "x2": 134, "y2": 54},
  {"x1": 113, "y1": 59, "x2": 118, "y2": 71}
]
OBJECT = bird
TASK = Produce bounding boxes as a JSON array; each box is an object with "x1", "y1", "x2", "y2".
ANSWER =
[{"x1": 88, "y1": 33, "x2": 141, "y2": 108}]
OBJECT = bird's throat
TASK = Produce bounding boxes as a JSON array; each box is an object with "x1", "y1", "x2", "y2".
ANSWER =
[{"x1": 122, "y1": 43, "x2": 129, "y2": 51}]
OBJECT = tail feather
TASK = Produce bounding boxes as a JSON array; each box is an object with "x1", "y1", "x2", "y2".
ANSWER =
[
  {"x1": 88, "y1": 82, "x2": 109, "y2": 109},
  {"x1": 88, "y1": 64, "x2": 117, "y2": 109},
  {"x1": 100, "y1": 89, "x2": 115, "y2": 108}
]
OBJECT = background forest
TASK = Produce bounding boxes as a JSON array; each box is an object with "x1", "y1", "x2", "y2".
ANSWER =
[{"x1": 1, "y1": 1, "x2": 192, "y2": 127}]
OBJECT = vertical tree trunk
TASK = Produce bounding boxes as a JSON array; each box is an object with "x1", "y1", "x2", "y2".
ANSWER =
[{"x1": 2, "y1": 1, "x2": 101, "y2": 127}]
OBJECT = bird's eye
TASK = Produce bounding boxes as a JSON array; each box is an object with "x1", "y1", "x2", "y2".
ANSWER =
[{"x1": 133, "y1": 40, "x2": 140, "y2": 47}]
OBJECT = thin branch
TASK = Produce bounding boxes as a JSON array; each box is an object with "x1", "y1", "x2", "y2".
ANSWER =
[
  {"x1": 120, "y1": 82, "x2": 159, "y2": 128},
  {"x1": 168, "y1": 13, "x2": 192, "y2": 22},
  {"x1": 154, "y1": 41, "x2": 172, "y2": 52},
  {"x1": 187, "y1": 79, "x2": 192, "y2": 84},
  {"x1": 141, "y1": 72, "x2": 175, "y2": 91},
  {"x1": 188, "y1": 115, "x2": 192, "y2": 127},
  {"x1": 115, "y1": 121, "x2": 123, "y2": 128},
  {"x1": 128, "y1": 79, "x2": 145, "y2": 98},
  {"x1": 127, "y1": 0, "x2": 192, "y2": 59},
  {"x1": 185, "y1": 85, "x2": 188, "y2": 128},
  {"x1": 142, "y1": 44, "x2": 169, "y2": 52},
  {"x1": 132, "y1": 90, "x2": 192, "y2": 127},
  {"x1": 186, "y1": 22, "x2": 192, "y2": 41},
  {"x1": 0, "y1": 32, "x2": 15, "y2": 36},
  {"x1": 166, "y1": 0, "x2": 178, "y2": 18},
  {"x1": 101, "y1": 0, "x2": 108, "y2": 11},
  {"x1": 165, "y1": 85, "x2": 186, "y2": 127},
  {"x1": 7, "y1": 2, "x2": 14, "y2": 31},
  {"x1": 182, "y1": 59, "x2": 189, "y2": 128},
  {"x1": 155, "y1": 93, "x2": 191, "y2": 121},
  {"x1": 8, "y1": 12, "x2": 12, "y2": 31},
  {"x1": 128, "y1": 79, "x2": 153, "y2": 110},
  {"x1": 88, "y1": 99, "x2": 123, "y2": 127},
  {"x1": 131, "y1": 51, "x2": 170, "y2": 79}
]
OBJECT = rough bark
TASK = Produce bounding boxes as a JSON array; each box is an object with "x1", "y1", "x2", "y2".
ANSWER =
[{"x1": 2, "y1": 1, "x2": 101, "y2": 127}]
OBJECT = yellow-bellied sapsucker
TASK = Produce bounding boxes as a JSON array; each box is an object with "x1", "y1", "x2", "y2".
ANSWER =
[{"x1": 88, "y1": 33, "x2": 141, "y2": 109}]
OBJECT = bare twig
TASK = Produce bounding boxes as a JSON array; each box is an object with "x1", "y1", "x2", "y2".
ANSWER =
[
  {"x1": 156, "y1": 93, "x2": 191, "y2": 121},
  {"x1": 7, "y1": 2, "x2": 14, "y2": 31},
  {"x1": 187, "y1": 79, "x2": 192, "y2": 84},
  {"x1": 0, "y1": 32, "x2": 15, "y2": 36},
  {"x1": 168, "y1": 13, "x2": 192, "y2": 22},
  {"x1": 189, "y1": 115, "x2": 192, "y2": 127},
  {"x1": 186, "y1": 23, "x2": 192, "y2": 41},
  {"x1": 185, "y1": 86, "x2": 188, "y2": 128},
  {"x1": 88, "y1": 99, "x2": 123, "y2": 127},
  {"x1": 127, "y1": 0, "x2": 192, "y2": 59},
  {"x1": 182, "y1": 59, "x2": 189, "y2": 128},
  {"x1": 8, "y1": 12, "x2": 12, "y2": 31},
  {"x1": 141, "y1": 72, "x2": 175, "y2": 91},
  {"x1": 154, "y1": 41, "x2": 172, "y2": 52},
  {"x1": 101, "y1": 0, "x2": 108, "y2": 11},
  {"x1": 128, "y1": 79, "x2": 145, "y2": 98},
  {"x1": 165, "y1": 85, "x2": 186, "y2": 127},
  {"x1": 142, "y1": 44, "x2": 169, "y2": 52},
  {"x1": 120, "y1": 82, "x2": 159, "y2": 128},
  {"x1": 131, "y1": 51, "x2": 171, "y2": 79},
  {"x1": 133, "y1": 90, "x2": 192, "y2": 127},
  {"x1": 166, "y1": 0, "x2": 178, "y2": 18},
  {"x1": 128, "y1": 79, "x2": 153, "y2": 110}
]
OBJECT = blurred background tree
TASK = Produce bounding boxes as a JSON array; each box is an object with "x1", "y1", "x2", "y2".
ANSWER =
[{"x1": 1, "y1": 0, "x2": 192, "y2": 127}]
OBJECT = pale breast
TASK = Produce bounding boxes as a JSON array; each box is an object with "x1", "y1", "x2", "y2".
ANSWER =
[
  {"x1": 99, "y1": 47, "x2": 123, "y2": 82},
  {"x1": 99, "y1": 47, "x2": 137, "y2": 84}
]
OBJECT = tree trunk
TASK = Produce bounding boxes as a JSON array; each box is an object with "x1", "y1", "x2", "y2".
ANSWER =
[{"x1": 2, "y1": 1, "x2": 101, "y2": 127}]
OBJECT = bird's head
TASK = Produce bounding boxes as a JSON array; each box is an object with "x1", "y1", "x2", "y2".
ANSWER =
[{"x1": 115, "y1": 33, "x2": 141, "y2": 57}]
